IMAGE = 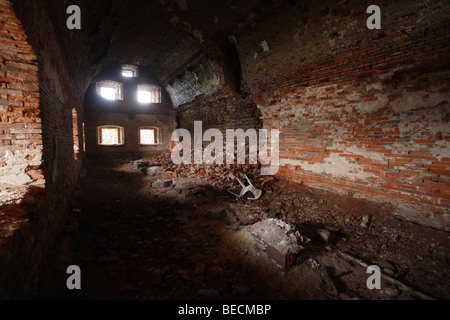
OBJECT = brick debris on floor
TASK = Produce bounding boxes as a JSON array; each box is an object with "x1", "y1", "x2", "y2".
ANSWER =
[{"x1": 44, "y1": 153, "x2": 450, "y2": 300}]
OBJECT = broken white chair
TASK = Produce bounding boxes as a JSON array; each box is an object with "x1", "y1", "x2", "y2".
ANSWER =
[{"x1": 228, "y1": 174, "x2": 262, "y2": 200}]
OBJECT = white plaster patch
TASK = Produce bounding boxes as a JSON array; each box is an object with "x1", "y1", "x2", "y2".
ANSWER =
[
  {"x1": 366, "y1": 81, "x2": 383, "y2": 92},
  {"x1": 280, "y1": 152, "x2": 375, "y2": 181},
  {"x1": 397, "y1": 110, "x2": 450, "y2": 136},
  {"x1": 0, "y1": 149, "x2": 42, "y2": 185},
  {"x1": 429, "y1": 141, "x2": 450, "y2": 160},
  {"x1": 390, "y1": 91, "x2": 446, "y2": 113},
  {"x1": 260, "y1": 40, "x2": 270, "y2": 52},
  {"x1": 385, "y1": 140, "x2": 450, "y2": 160},
  {"x1": 358, "y1": 93, "x2": 389, "y2": 113},
  {"x1": 0, "y1": 174, "x2": 32, "y2": 186},
  {"x1": 343, "y1": 145, "x2": 387, "y2": 163}
]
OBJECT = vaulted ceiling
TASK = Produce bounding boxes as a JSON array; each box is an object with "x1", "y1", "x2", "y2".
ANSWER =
[{"x1": 42, "y1": 0, "x2": 286, "y2": 101}]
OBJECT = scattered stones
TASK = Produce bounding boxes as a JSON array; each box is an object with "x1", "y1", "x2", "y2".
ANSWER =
[
  {"x1": 305, "y1": 258, "x2": 320, "y2": 269},
  {"x1": 133, "y1": 159, "x2": 149, "y2": 170},
  {"x1": 146, "y1": 166, "x2": 167, "y2": 177},
  {"x1": 247, "y1": 218, "x2": 309, "y2": 269},
  {"x1": 66, "y1": 153, "x2": 450, "y2": 300},
  {"x1": 317, "y1": 228, "x2": 331, "y2": 243},
  {"x1": 152, "y1": 179, "x2": 173, "y2": 188},
  {"x1": 172, "y1": 179, "x2": 213, "y2": 199},
  {"x1": 360, "y1": 215, "x2": 372, "y2": 228}
]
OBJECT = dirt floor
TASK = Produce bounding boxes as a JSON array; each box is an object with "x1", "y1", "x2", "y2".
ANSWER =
[{"x1": 42, "y1": 156, "x2": 450, "y2": 300}]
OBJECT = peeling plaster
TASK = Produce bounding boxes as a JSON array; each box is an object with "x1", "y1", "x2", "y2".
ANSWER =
[
  {"x1": 280, "y1": 151, "x2": 376, "y2": 181},
  {"x1": 385, "y1": 141, "x2": 450, "y2": 160},
  {"x1": 390, "y1": 91, "x2": 447, "y2": 113},
  {"x1": 359, "y1": 93, "x2": 389, "y2": 113},
  {"x1": 366, "y1": 81, "x2": 383, "y2": 92},
  {"x1": 0, "y1": 149, "x2": 42, "y2": 185}
]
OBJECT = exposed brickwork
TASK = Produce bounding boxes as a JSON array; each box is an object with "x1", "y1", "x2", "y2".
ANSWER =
[
  {"x1": 176, "y1": 85, "x2": 263, "y2": 137},
  {"x1": 237, "y1": 0, "x2": 450, "y2": 230},
  {"x1": 0, "y1": 0, "x2": 42, "y2": 185},
  {"x1": 0, "y1": 0, "x2": 85, "y2": 298}
]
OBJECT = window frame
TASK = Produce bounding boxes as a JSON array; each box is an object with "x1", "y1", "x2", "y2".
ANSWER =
[
  {"x1": 137, "y1": 84, "x2": 162, "y2": 104},
  {"x1": 121, "y1": 64, "x2": 138, "y2": 78},
  {"x1": 96, "y1": 80, "x2": 123, "y2": 101},
  {"x1": 138, "y1": 126, "x2": 161, "y2": 146},
  {"x1": 97, "y1": 125, "x2": 125, "y2": 146}
]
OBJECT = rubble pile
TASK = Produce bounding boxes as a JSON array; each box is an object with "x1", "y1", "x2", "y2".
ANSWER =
[
  {"x1": 125, "y1": 153, "x2": 450, "y2": 300},
  {"x1": 44, "y1": 157, "x2": 450, "y2": 300},
  {"x1": 247, "y1": 218, "x2": 311, "y2": 269},
  {"x1": 137, "y1": 152, "x2": 275, "y2": 199}
]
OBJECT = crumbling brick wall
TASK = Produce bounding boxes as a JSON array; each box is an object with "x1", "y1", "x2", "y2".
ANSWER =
[
  {"x1": 237, "y1": 0, "x2": 450, "y2": 230},
  {"x1": 176, "y1": 85, "x2": 262, "y2": 138},
  {"x1": 0, "y1": 0, "x2": 42, "y2": 185},
  {"x1": 0, "y1": 0, "x2": 84, "y2": 298},
  {"x1": 172, "y1": 47, "x2": 263, "y2": 145}
]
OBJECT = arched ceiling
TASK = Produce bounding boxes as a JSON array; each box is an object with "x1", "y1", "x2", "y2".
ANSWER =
[{"x1": 41, "y1": 0, "x2": 286, "y2": 102}]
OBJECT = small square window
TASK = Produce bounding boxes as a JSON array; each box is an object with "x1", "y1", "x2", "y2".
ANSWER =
[
  {"x1": 121, "y1": 64, "x2": 138, "y2": 78},
  {"x1": 122, "y1": 70, "x2": 134, "y2": 77},
  {"x1": 96, "y1": 81, "x2": 123, "y2": 101},
  {"x1": 100, "y1": 87, "x2": 117, "y2": 100},
  {"x1": 137, "y1": 84, "x2": 161, "y2": 104},
  {"x1": 137, "y1": 90, "x2": 152, "y2": 103},
  {"x1": 97, "y1": 126, "x2": 124, "y2": 145}
]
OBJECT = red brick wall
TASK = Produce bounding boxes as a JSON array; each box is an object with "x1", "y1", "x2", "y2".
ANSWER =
[
  {"x1": 0, "y1": 0, "x2": 85, "y2": 298},
  {"x1": 176, "y1": 85, "x2": 262, "y2": 137},
  {"x1": 0, "y1": 0, "x2": 42, "y2": 185},
  {"x1": 238, "y1": 0, "x2": 450, "y2": 230}
]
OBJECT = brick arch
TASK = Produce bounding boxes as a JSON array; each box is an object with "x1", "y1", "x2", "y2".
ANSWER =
[{"x1": 0, "y1": 0, "x2": 43, "y2": 186}]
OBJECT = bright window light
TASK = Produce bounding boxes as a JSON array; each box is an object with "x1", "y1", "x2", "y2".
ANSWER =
[
  {"x1": 137, "y1": 84, "x2": 161, "y2": 103},
  {"x1": 100, "y1": 128, "x2": 119, "y2": 144},
  {"x1": 100, "y1": 86, "x2": 116, "y2": 100},
  {"x1": 97, "y1": 81, "x2": 123, "y2": 100},
  {"x1": 97, "y1": 126, "x2": 124, "y2": 145},
  {"x1": 137, "y1": 90, "x2": 152, "y2": 103},
  {"x1": 122, "y1": 69, "x2": 134, "y2": 77},
  {"x1": 140, "y1": 129, "x2": 155, "y2": 144},
  {"x1": 121, "y1": 64, "x2": 138, "y2": 78}
]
